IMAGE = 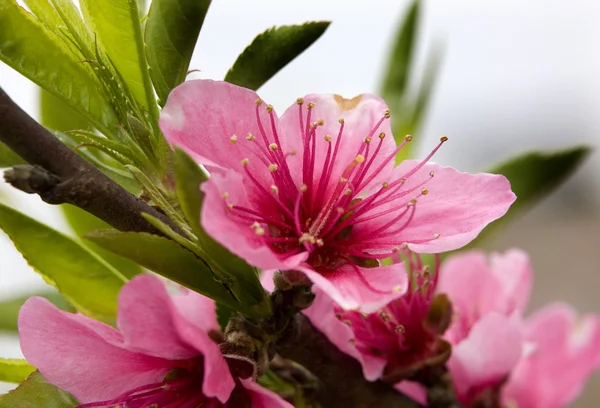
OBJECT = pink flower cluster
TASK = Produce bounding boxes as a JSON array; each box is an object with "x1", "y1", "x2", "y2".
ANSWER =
[
  {"x1": 19, "y1": 275, "x2": 292, "y2": 408},
  {"x1": 304, "y1": 249, "x2": 600, "y2": 407}
]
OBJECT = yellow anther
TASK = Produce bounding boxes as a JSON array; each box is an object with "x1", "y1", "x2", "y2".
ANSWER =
[
  {"x1": 364, "y1": 136, "x2": 372, "y2": 143},
  {"x1": 349, "y1": 338, "x2": 356, "y2": 345},
  {"x1": 355, "y1": 154, "x2": 365, "y2": 163},
  {"x1": 316, "y1": 119, "x2": 324, "y2": 126},
  {"x1": 266, "y1": 104, "x2": 274, "y2": 113},
  {"x1": 434, "y1": 233, "x2": 441, "y2": 239},
  {"x1": 336, "y1": 207, "x2": 345, "y2": 214},
  {"x1": 379, "y1": 311, "x2": 390, "y2": 322},
  {"x1": 395, "y1": 325, "x2": 405, "y2": 333},
  {"x1": 344, "y1": 188, "x2": 352, "y2": 196},
  {"x1": 296, "y1": 97, "x2": 304, "y2": 105},
  {"x1": 384, "y1": 109, "x2": 391, "y2": 118},
  {"x1": 227, "y1": 203, "x2": 234, "y2": 210},
  {"x1": 405, "y1": 134, "x2": 413, "y2": 142},
  {"x1": 270, "y1": 185, "x2": 279, "y2": 194},
  {"x1": 343, "y1": 320, "x2": 352, "y2": 327},
  {"x1": 289, "y1": 150, "x2": 297, "y2": 156},
  {"x1": 307, "y1": 102, "x2": 315, "y2": 110},
  {"x1": 255, "y1": 99, "x2": 263, "y2": 106},
  {"x1": 309, "y1": 123, "x2": 315, "y2": 130},
  {"x1": 251, "y1": 221, "x2": 261, "y2": 229},
  {"x1": 221, "y1": 192, "x2": 229, "y2": 199},
  {"x1": 339, "y1": 177, "x2": 348, "y2": 184},
  {"x1": 269, "y1": 143, "x2": 278, "y2": 151},
  {"x1": 255, "y1": 227, "x2": 265, "y2": 236},
  {"x1": 338, "y1": 117, "x2": 345, "y2": 124},
  {"x1": 400, "y1": 177, "x2": 407, "y2": 184},
  {"x1": 246, "y1": 133, "x2": 255, "y2": 141},
  {"x1": 268, "y1": 163, "x2": 278, "y2": 172},
  {"x1": 229, "y1": 135, "x2": 237, "y2": 144},
  {"x1": 382, "y1": 181, "x2": 389, "y2": 188},
  {"x1": 241, "y1": 158, "x2": 249, "y2": 166},
  {"x1": 440, "y1": 136, "x2": 448, "y2": 142},
  {"x1": 299, "y1": 233, "x2": 316, "y2": 244},
  {"x1": 429, "y1": 170, "x2": 435, "y2": 177},
  {"x1": 336, "y1": 313, "x2": 343, "y2": 319},
  {"x1": 299, "y1": 184, "x2": 308, "y2": 192},
  {"x1": 324, "y1": 135, "x2": 332, "y2": 142},
  {"x1": 408, "y1": 198, "x2": 418, "y2": 206},
  {"x1": 421, "y1": 187, "x2": 429, "y2": 195},
  {"x1": 316, "y1": 238, "x2": 324, "y2": 247},
  {"x1": 379, "y1": 132, "x2": 386, "y2": 140}
]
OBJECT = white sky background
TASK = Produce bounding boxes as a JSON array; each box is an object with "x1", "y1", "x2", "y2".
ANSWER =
[{"x1": 1, "y1": 0, "x2": 599, "y2": 395}]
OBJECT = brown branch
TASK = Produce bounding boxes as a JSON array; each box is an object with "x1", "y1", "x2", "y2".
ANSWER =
[
  {"x1": 277, "y1": 314, "x2": 424, "y2": 408},
  {"x1": 0, "y1": 87, "x2": 175, "y2": 235}
]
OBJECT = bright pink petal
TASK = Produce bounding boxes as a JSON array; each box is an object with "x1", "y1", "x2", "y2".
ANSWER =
[
  {"x1": 118, "y1": 275, "x2": 235, "y2": 402},
  {"x1": 374, "y1": 161, "x2": 515, "y2": 253},
  {"x1": 240, "y1": 378, "x2": 294, "y2": 408},
  {"x1": 301, "y1": 262, "x2": 408, "y2": 313},
  {"x1": 171, "y1": 286, "x2": 219, "y2": 334},
  {"x1": 448, "y1": 313, "x2": 522, "y2": 400},
  {"x1": 488, "y1": 248, "x2": 532, "y2": 314},
  {"x1": 201, "y1": 170, "x2": 309, "y2": 271},
  {"x1": 279, "y1": 93, "x2": 397, "y2": 195},
  {"x1": 117, "y1": 274, "x2": 199, "y2": 360},
  {"x1": 395, "y1": 381, "x2": 427, "y2": 406},
  {"x1": 18, "y1": 297, "x2": 173, "y2": 403}
]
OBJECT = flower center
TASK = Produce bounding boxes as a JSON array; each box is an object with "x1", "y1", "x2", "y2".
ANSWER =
[{"x1": 223, "y1": 98, "x2": 446, "y2": 271}]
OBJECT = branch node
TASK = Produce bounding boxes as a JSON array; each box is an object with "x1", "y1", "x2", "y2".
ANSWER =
[{"x1": 4, "y1": 164, "x2": 61, "y2": 195}]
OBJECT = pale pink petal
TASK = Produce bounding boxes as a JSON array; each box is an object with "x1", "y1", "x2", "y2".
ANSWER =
[
  {"x1": 279, "y1": 93, "x2": 397, "y2": 196},
  {"x1": 301, "y1": 262, "x2": 408, "y2": 313},
  {"x1": 240, "y1": 378, "x2": 295, "y2": 408},
  {"x1": 488, "y1": 249, "x2": 533, "y2": 314},
  {"x1": 171, "y1": 286, "x2": 219, "y2": 334},
  {"x1": 18, "y1": 297, "x2": 173, "y2": 403},
  {"x1": 117, "y1": 274, "x2": 199, "y2": 359},
  {"x1": 118, "y1": 275, "x2": 235, "y2": 402},
  {"x1": 160, "y1": 80, "x2": 286, "y2": 184},
  {"x1": 201, "y1": 170, "x2": 309, "y2": 271},
  {"x1": 366, "y1": 161, "x2": 515, "y2": 253},
  {"x1": 448, "y1": 313, "x2": 522, "y2": 400},
  {"x1": 395, "y1": 381, "x2": 427, "y2": 406}
]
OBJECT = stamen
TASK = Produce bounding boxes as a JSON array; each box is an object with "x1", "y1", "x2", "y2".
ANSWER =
[
  {"x1": 268, "y1": 163, "x2": 278, "y2": 172},
  {"x1": 269, "y1": 143, "x2": 278, "y2": 151},
  {"x1": 229, "y1": 135, "x2": 237, "y2": 144},
  {"x1": 246, "y1": 133, "x2": 255, "y2": 141},
  {"x1": 266, "y1": 104, "x2": 274, "y2": 113}
]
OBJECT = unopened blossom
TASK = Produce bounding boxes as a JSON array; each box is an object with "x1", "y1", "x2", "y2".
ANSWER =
[
  {"x1": 18, "y1": 275, "x2": 292, "y2": 408},
  {"x1": 160, "y1": 79, "x2": 515, "y2": 312}
]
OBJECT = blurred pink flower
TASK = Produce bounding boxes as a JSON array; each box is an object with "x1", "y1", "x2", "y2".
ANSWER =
[
  {"x1": 160, "y1": 79, "x2": 515, "y2": 312},
  {"x1": 18, "y1": 275, "x2": 291, "y2": 408}
]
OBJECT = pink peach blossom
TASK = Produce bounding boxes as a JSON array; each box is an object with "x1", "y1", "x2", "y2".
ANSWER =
[
  {"x1": 160, "y1": 79, "x2": 515, "y2": 312},
  {"x1": 18, "y1": 275, "x2": 291, "y2": 408}
]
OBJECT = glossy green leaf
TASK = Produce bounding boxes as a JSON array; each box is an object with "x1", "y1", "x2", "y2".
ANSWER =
[
  {"x1": 466, "y1": 146, "x2": 591, "y2": 248},
  {"x1": 380, "y1": 0, "x2": 419, "y2": 110},
  {"x1": 145, "y1": 0, "x2": 211, "y2": 104},
  {"x1": 0, "y1": 359, "x2": 35, "y2": 384},
  {"x1": 40, "y1": 89, "x2": 91, "y2": 133},
  {"x1": 0, "y1": 1, "x2": 117, "y2": 133},
  {"x1": 0, "y1": 291, "x2": 72, "y2": 333},
  {"x1": 85, "y1": 230, "x2": 243, "y2": 312},
  {"x1": 225, "y1": 22, "x2": 330, "y2": 91},
  {"x1": 80, "y1": 0, "x2": 156, "y2": 113},
  {"x1": 174, "y1": 147, "x2": 208, "y2": 236},
  {"x1": 0, "y1": 142, "x2": 24, "y2": 167},
  {"x1": 0, "y1": 371, "x2": 78, "y2": 408},
  {"x1": 61, "y1": 205, "x2": 142, "y2": 279},
  {"x1": 0, "y1": 203, "x2": 127, "y2": 321},
  {"x1": 215, "y1": 302, "x2": 235, "y2": 333}
]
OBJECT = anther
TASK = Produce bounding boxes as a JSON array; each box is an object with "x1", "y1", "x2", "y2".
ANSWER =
[
  {"x1": 269, "y1": 143, "x2": 278, "y2": 151},
  {"x1": 405, "y1": 134, "x2": 413, "y2": 142},
  {"x1": 229, "y1": 135, "x2": 237, "y2": 144},
  {"x1": 421, "y1": 187, "x2": 429, "y2": 195},
  {"x1": 241, "y1": 158, "x2": 249, "y2": 166},
  {"x1": 296, "y1": 97, "x2": 304, "y2": 105},
  {"x1": 255, "y1": 99, "x2": 263, "y2": 106},
  {"x1": 429, "y1": 170, "x2": 435, "y2": 177},
  {"x1": 299, "y1": 184, "x2": 308, "y2": 192},
  {"x1": 268, "y1": 164, "x2": 278, "y2": 172},
  {"x1": 324, "y1": 135, "x2": 332, "y2": 142},
  {"x1": 379, "y1": 132, "x2": 386, "y2": 140},
  {"x1": 221, "y1": 192, "x2": 229, "y2": 199},
  {"x1": 251, "y1": 222, "x2": 265, "y2": 236},
  {"x1": 364, "y1": 136, "x2": 372, "y2": 143},
  {"x1": 343, "y1": 320, "x2": 352, "y2": 327},
  {"x1": 339, "y1": 177, "x2": 348, "y2": 184},
  {"x1": 434, "y1": 233, "x2": 440, "y2": 239},
  {"x1": 349, "y1": 339, "x2": 356, "y2": 345},
  {"x1": 307, "y1": 102, "x2": 315, "y2": 110},
  {"x1": 316, "y1": 119, "x2": 324, "y2": 126},
  {"x1": 246, "y1": 133, "x2": 255, "y2": 141},
  {"x1": 384, "y1": 109, "x2": 391, "y2": 119},
  {"x1": 382, "y1": 181, "x2": 390, "y2": 188},
  {"x1": 408, "y1": 198, "x2": 418, "y2": 206},
  {"x1": 440, "y1": 136, "x2": 448, "y2": 142},
  {"x1": 379, "y1": 311, "x2": 391, "y2": 322},
  {"x1": 336, "y1": 207, "x2": 345, "y2": 214},
  {"x1": 266, "y1": 104, "x2": 274, "y2": 113},
  {"x1": 400, "y1": 177, "x2": 407, "y2": 184},
  {"x1": 400, "y1": 243, "x2": 408, "y2": 249},
  {"x1": 299, "y1": 233, "x2": 316, "y2": 244},
  {"x1": 395, "y1": 325, "x2": 405, "y2": 333},
  {"x1": 316, "y1": 238, "x2": 324, "y2": 247},
  {"x1": 338, "y1": 117, "x2": 345, "y2": 124},
  {"x1": 289, "y1": 150, "x2": 297, "y2": 156},
  {"x1": 270, "y1": 185, "x2": 279, "y2": 194},
  {"x1": 344, "y1": 188, "x2": 353, "y2": 196},
  {"x1": 355, "y1": 154, "x2": 365, "y2": 163},
  {"x1": 393, "y1": 285, "x2": 403, "y2": 293}
]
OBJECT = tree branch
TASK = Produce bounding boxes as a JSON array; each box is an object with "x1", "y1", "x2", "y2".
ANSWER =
[
  {"x1": 277, "y1": 314, "x2": 424, "y2": 408},
  {"x1": 0, "y1": 87, "x2": 175, "y2": 235}
]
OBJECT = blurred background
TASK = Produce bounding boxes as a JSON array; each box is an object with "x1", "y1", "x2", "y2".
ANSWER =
[{"x1": 1, "y1": 0, "x2": 599, "y2": 405}]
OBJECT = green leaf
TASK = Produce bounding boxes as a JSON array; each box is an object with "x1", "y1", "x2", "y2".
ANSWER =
[
  {"x1": 225, "y1": 22, "x2": 330, "y2": 91},
  {"x1": 0, "y1": 142, "x2": 24, "y2": 167},
  {"x1": 0, "y1": 359, "x2": 35, "y2": 384},
  {"x1": 0, "y1": 291, "x2": 73, "y2": 333},
  {"x1": 174, "y1": 147, "x2": 208, "y2": 236},
  {"x1": 79, "y1": 0, "x2": 156, "y2": 113},
  {"x1": 215, "y1": 302, "x2": 235, "y2": 333},
  {"x1": 0, "y1": 203, "x2": 127, "y2": 321},
  {"x1": 145, "y1": 0, "x2": 211, "y2": 105},
  {"x1": 466, "y1": 146, "x2": 591, "y2": 247},
  {"x1": 0, "y1": 371, "x2": 78, "y2": 408},
  {"x1": 380, "y1": 0, "x2": 419, "y2": 109},
  {"x1": 85, "y1": 230, "x2": 243, "y2": 312},
  {"x1": 61, "y1": 205, "x2": 142, "y2": 279},
  {"x1": 39, "y1": 88, "x2": 91, "y2": 133},
  {"x1": 0, "y1": 1, "x2": 117, "y2": 133}
]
